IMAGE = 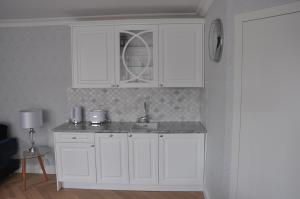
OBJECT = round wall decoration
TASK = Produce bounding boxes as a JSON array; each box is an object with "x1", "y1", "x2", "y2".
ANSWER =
[{"x1": 209, "y1": 18, "x2": 224, "y2": 62}]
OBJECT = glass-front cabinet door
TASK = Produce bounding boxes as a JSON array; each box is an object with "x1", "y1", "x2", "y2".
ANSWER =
[{"x1": 115, "y1": 25, "x2": 158, "y2": 87}]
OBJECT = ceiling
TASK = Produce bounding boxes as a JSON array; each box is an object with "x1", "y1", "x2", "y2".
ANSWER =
[{"x1": 0, "y1": 0, "x2": 212, "y2": 20}]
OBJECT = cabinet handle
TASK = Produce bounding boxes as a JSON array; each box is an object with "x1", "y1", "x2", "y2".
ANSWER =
[
  {"x1": 160, "y1": 84, "x2": 163, "y2": 87},
  {"x1": 116, "y1": 85, "x2": 119, "y2": 87},
  {"x1": 129, "y1": 134, "x2": 133, "y2": 137},
  {"x1": 160, "y1": 135, "x2": 164, "y2": 138},
  {"x1": 109, "y1": 134, "x2": 114, "y2": 137},
  {"x1": 91, "y1": 145, "x2": 95, "y2": 147},
  {"x1": 72, "y1": 137, "x2": 77, "y2": 139}
]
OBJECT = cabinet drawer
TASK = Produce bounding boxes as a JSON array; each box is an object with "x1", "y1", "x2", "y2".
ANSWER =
[{"x1": 55, "y1": 133, "x2": 94, "y2": 143}]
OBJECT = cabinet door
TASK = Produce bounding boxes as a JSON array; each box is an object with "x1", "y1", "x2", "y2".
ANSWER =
[
  {"x1": 95, "y1": 133, "x2": 129, "y2": 184},
  {"x1": 159, "y1": 24, "x2": 204, "y2": 87},
  {"x1": 159, "y1": 134, "x2": 204, "y2": 185},
  {"x1": 115, "y1": 25, "x2": 159, "y2": 87},
  {"x1": 72, "y1": 26, "x2": 115, "y2": 88},
  {"x1": 55, "y1": 143, "x2": 96, "y2": 183},
  {"x1": 128, "y1": 133, "x2": 158, "y2": 185}
]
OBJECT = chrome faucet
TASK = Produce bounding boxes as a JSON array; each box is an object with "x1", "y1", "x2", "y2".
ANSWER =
[{"x1": 137, "y1": 101, "x2": 149, "y2": 123}]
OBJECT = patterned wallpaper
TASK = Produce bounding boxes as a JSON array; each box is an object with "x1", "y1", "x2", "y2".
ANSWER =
[
  {"x1": 68, "y1": 88, "x2": 204, "y2": 122},
  {"x1": 0, "y1": 26, "x2": 71, "y2": 171}
]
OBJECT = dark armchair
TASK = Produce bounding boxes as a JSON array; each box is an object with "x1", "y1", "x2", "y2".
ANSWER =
[{"x1": 0, "y1": 124, "x2": 20, "y2": 181}]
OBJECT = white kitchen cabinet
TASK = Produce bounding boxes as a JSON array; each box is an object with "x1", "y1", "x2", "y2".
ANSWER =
[
  {"x1": 159, "y1": 24, "x2": 204, "y2": 87},
  {"x1": 95, "y1": 133, "x2": 129, "y2": 184},
  {"x1": 55, "y1": 142, "x2": 96, "y2": 183},
  {"x1": 72, "y1": 26, "x2": 115, "y2": 88},
  {"x1": 115, "y1": 25, "x2": 159, "y2": 88},
  {"x1": 128, "y1": 133, "x2": 159, "y2": 185},
  {"x1": 71, "y1": 20, "x2": 204, "y2": 88},
  {"x1": 54, "y1": 130, "x2": 205, "y2": 191},
  {"x1": 159, "y1": 134, "x2": 204, "y2": 185}
]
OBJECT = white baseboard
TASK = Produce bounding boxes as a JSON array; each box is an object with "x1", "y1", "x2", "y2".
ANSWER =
[
  {"x1": 203, "y1": 185, "x2": 210, "y2": 199},
  {"x1": 61, "y1": 182, "x2": 204, "y2": 192},
  {"x1": 16, "y1": 164, "x2": 56, "y2": 175}
]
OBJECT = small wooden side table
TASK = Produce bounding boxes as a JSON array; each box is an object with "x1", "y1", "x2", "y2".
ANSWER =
[{"x1": 16, "y1": 146, "x2": 50, "y2": 190}]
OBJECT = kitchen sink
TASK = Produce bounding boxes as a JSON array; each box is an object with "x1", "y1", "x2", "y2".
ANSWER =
[{"x1": 132, "y1": 122, "x2": 158, "y2": 131}]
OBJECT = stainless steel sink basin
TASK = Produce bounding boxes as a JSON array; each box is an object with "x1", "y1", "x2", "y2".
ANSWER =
[{"x1": 132, "y1": 122, "x2": 158, "y2": 131}]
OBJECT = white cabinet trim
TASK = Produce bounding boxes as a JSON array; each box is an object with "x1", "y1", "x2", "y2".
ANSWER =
[
  {"x1": 0, "y1": 17, "x2": 205, "y2": 28},
  {"x1": 61, "y1": 182, "x2": 204, "y2": 191}
]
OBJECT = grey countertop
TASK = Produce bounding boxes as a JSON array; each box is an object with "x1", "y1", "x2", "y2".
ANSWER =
[{"x1": 52, "y1": 121, "x2": 207, "y2": 134}]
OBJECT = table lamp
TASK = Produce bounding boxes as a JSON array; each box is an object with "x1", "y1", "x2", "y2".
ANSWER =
[{"x1": 20, "y1": 109, "x2": 43, "y2": 153}]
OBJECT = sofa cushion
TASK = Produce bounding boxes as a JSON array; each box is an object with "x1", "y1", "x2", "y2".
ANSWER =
[
  {"x1": 0, "y1": 124, "x2": 8, "y2": 141},
  {"x1": 0, "y1": 138, "x2": 18, "y2": 163}
]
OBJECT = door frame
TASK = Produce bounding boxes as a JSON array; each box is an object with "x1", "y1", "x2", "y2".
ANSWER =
[{"x1": 230, "y1": 2, "x2": 300, "y2": 199}]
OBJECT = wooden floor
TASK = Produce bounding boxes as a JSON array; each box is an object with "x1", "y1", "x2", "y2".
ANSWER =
[{"x1": 0, "y1": 174, "x2": 204, "y2": 199}]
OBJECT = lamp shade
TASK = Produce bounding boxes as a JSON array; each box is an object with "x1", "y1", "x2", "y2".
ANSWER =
[{"x1": 20, "y1": 109, "x2": 43, "y2": 129}]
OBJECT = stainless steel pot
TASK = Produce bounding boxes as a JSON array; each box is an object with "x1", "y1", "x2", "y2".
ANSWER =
[{"x1": 89, "y1": 109, "x2": 107, "y2": 124}]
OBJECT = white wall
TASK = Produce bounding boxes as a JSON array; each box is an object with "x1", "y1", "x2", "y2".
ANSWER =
[
  {"x1": 204, "y1": 0, "x2": 299, "y2": 199},
  {"x1": 203, "y1": 0, "x2": 234, "y2": 198},
  {"x1": 0, "y1": 26, "x2": 71, "y2": 170}
]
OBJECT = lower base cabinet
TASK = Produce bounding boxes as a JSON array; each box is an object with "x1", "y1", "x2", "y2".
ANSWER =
[
  {"x1": 54, "y1": 132, "x2": 205, "y2": 191},
  {"x1": 159, "y1": 134, "x2": 204, "y2": 185},
  {"x1": 55, "y1": 142, "x2": 96, "y2": 183},
  {"x1": 95, "y1": 133, "x2": 129, "y2": 184},
  {"x1": 128, "y1": 133, "x2": 159, "y2": 185}
]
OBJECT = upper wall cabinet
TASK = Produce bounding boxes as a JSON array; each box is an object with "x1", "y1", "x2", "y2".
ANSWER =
[
  {"x1": 115, "y1": 25, "x2": 159, "y2": 88},
  {"x1": 72, "y1": 26, "x2": 115, "y2": 88},
  {"x1": 71, "y1": 19, "x2": 204, "y2": 88},
  {"x1": 159, "y1": 24, "x2": 204, "y2": 87}
]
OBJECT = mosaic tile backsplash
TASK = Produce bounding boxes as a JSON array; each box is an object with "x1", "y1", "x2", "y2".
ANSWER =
[{"x1": 67, "y1": 88, "x2": 204, "y2": 122}]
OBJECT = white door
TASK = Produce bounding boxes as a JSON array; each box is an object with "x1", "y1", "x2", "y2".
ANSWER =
[
  {"x1": 95, "y1": 133, "x2": 129, "y2": 184},
  {"x1": 115, "y1": 25, "x2": 159, "y2": 87},
  {"x1": 55, "y1": 143, "x2": 96, "y2": 183},
  {"x1": 72, "y1": 26, "x2": 115, "y2": 88},
  {"x1": 128, "y1": 133, "x2": 158, "y2": 185},
  {"x1": 159, "y1": 134, "x2": 204, "y2": 185},
  {"x1": 235, "y1": 7, "x2": 300, "y2": 199},
  {"x1": 159, "y1": 24, "x2": 204, "y2": 87}
]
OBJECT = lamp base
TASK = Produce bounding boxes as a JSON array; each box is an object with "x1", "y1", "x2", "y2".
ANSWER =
[
  {"x1": 28, "y1": 146, "x2": 38, "y2": 153},
  {"x1": 28, "y1": 128, "x2": 36, "y2": 153}
]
